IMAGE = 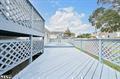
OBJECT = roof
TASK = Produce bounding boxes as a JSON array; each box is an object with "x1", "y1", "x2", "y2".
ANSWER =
[{"x1": 50, "y1": 31, "x2": 64, "y2": 34}]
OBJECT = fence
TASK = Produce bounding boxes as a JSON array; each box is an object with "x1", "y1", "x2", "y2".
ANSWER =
[
  {"x1": 71, "y1": 39, "x2": 120, "y2": 66},
  {"x1": 0, "y1": 38, "x2": 44, "y2": 74}
]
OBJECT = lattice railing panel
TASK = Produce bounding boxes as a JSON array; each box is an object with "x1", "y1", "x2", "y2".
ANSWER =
[
  {"x1": 33, "y1": 39, "x2": 44, "y2": 55},
  {"x1": 0, "y1": 39, "x2": 44, "y2": 74},
  {"x1": 82, "y1": 40, "x2": 99, "y2": 56},
  {"x1": 102, "y1": 40, "x2": 120, "y2": 65},
  {"x1": 72, "y1": 39, "x2": 120, "y2": 66},
  {"x1": 0, "y1": 40, "x2": 30, "y2": 71}
]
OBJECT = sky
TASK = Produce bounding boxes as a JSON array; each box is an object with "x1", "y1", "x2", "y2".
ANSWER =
[{"x1": 30, "y1": 0, "x2": 99, "y2": 35}]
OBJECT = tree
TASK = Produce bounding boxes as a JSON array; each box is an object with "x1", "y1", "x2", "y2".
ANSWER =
[
  {"x1": 97, "y1": 0, "x2": 120, "y2": 11},
  {"x1": 89, "y1": 8, "x2": 120, "y2": 32},
  {"x1": 64, "y1": 28, "x2": 75, "y2": 37},
  {"x1": 89, "y1": 7, "x2": 105, "y2": 27},
  {"x1": 77, "y1": 34, "x2": 92, "y2": 38},
  {"x1": 97, "y1": 0, "x2": 120, "y2": 5},
  {"x1": 100, "y1": 9, "x2": 120, "y2": 32}
]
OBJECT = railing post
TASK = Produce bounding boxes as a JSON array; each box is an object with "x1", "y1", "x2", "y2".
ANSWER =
[
  {"x1": 29, "y1": 35, "x2": 33, "y2": 63},
  {"x1": 29, "y1": 6, "x2": 33, "y2": 64},
  {"x1": 99, "y1": 39, "x2": 102, "y2": 63},
  {"x1": 42, "y1": 37, "x2": 44, "y2": 53},
  {"x1": 80, "y1": 39, "x2": 82, "y2": 50}
]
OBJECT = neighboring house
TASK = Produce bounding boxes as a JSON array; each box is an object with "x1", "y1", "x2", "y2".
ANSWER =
[
  {"x1": 44, "y1": 28, "x2": 65, "y2": 42},
  {"x1": 44, "y1": 28, "x2": 51, "y2": 42},
  {"x1": 49, "y1": 31, "x2": 63, "y2": 38},
  {"x1": 92, "y1": 32, "x2": 120, "y2": 38},
  {"x1": 48, "y1": 31, "x2": 64, "y2": 42},
  {"x1": 44, "y1": 27, "x2": 75, "y2": 43}
]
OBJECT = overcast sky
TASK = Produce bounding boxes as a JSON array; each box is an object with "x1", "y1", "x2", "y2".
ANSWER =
[{"x1": 30, "y1": 0, "x2": 99, "y2": 34}]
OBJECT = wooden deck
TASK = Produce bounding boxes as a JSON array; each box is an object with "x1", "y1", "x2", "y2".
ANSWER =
[{"x1": 13, "y1": 42, "x2": 120, "y2": 79}]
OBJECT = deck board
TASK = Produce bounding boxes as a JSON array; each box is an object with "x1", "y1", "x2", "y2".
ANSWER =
[
  {"x1": 13, "y1": 42, "x2": 120, "y2": 79},
  {"x1": 108, "y1": 68, "x2": 117, "y2": 79},
  {"x1": 101, "y1": 65, "x2": 110, "y2": 79},
  {"x1": 76, "y1": 60, "x2": 95, "y2": 79},
  {"x1": 117, "y1": 71, "x2": 120, "y2": 79},
  {"x1": 84, "y1": 61, "x2": 98, "y2": 79}
]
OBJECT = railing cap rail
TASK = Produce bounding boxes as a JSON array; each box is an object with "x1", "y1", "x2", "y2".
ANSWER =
[
  {"x1": 0, "y1": 39, "x2": 30, "y2": 43},
  {"x1": 74, "y1": 38, "x2": 120, "y2": 41}
]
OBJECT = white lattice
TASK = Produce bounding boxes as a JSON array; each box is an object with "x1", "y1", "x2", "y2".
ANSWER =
[
  {"x1": 33, "y1": 39, "x2": 44, "y2": 55},
  {"x1": 102, "y1": 39, "x2": 120, "y2": 65},
  {"x1": 0, "y1": 39, "x2": 44, "y2": 74},
  {"x1": 73, "y1": 39, "x2": 120, "y2": 66},
  {"x1": 82, "y1": 40, "x2": 99, "y2": 56},
  {"x1": 0, "y1": 40, "x2": 30, "y2": 71},
  {"x1": 0, "y1": 0, "x2": 44, "y2": 32}
]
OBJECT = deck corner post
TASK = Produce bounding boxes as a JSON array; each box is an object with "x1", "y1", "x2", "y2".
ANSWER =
[{"x1": 99, "y1": 39, "x2": 102, "y2": 63}]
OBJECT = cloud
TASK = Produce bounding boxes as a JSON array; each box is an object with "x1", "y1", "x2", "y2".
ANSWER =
[{"x1": 46, "y1": 7, "x2": 95, "y2": 35}]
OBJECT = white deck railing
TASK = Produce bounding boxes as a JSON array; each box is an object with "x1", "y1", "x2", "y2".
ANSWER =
[
  {"x1": 71, "y1": 39, "x2": 120, "y2": 66},
  {"x1": 0, "y1": 38, "x2": 44, "y2": 74}
]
